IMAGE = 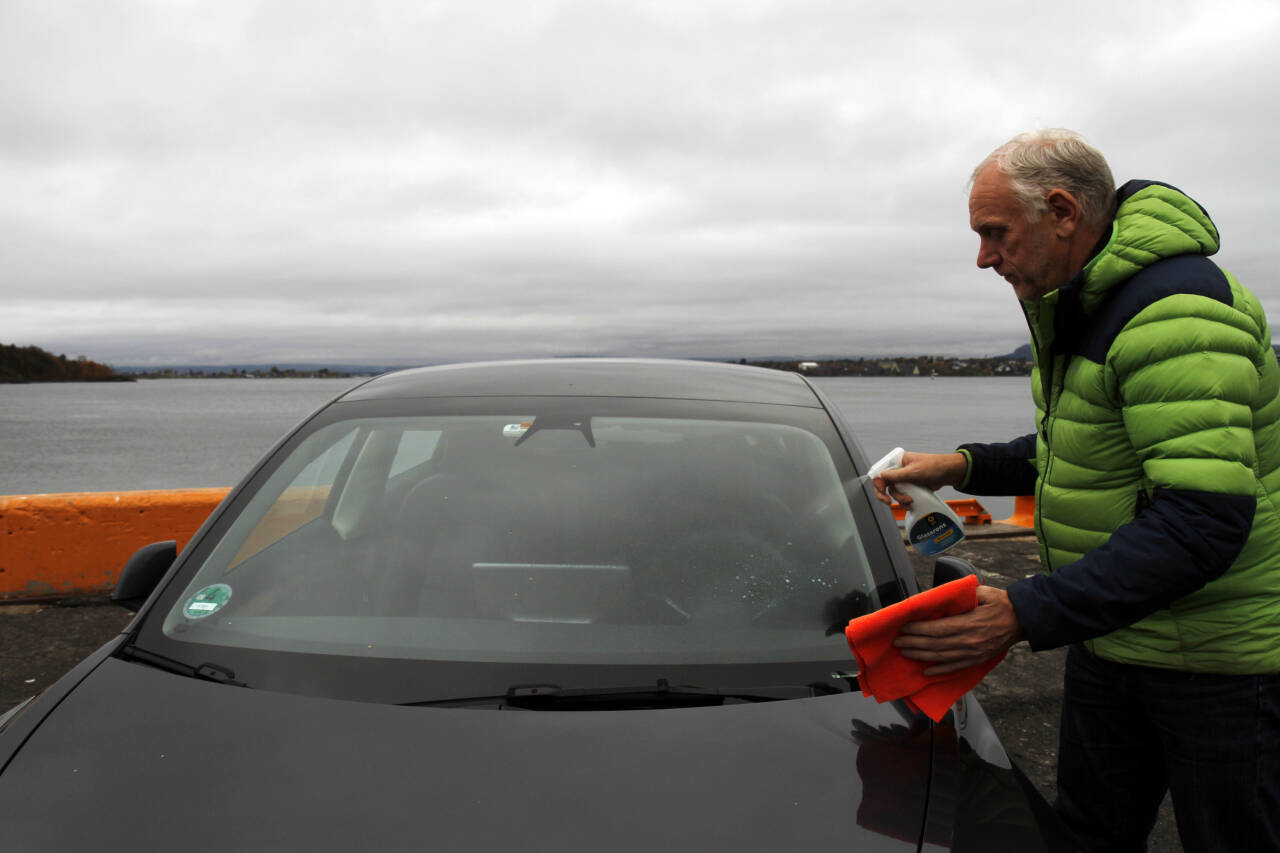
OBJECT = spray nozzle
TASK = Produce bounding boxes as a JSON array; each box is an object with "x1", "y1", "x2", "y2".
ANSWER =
[{"x1": 865, "y1": 447, "x2": 907, "y2": 481}]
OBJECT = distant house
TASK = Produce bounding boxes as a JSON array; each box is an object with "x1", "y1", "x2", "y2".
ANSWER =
[{"x1": 798, "y1": 361, "x2": 819, "y2": 371}]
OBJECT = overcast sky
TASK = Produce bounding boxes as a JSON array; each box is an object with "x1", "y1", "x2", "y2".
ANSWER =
[{"x1": 4, "y1": 0, "x2": 1278, "y2": 367}]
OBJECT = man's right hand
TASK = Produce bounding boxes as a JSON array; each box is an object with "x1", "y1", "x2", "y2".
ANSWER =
[{"x1": 872, "y1": 451, "x2": 968, "y2": 507}]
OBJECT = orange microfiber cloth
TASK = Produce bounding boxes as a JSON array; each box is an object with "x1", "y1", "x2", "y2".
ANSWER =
[{"x1": 844, "y1": 575, "x2": 1005, "y2": 722}]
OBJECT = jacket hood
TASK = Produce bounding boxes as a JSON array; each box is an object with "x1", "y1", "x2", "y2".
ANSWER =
[{"x1": 1075, "y1": 180, "x2": 1220, "y2": 315}]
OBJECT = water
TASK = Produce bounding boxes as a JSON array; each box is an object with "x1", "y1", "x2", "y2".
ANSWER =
[
  {"x1": 813, "y1": 376, "x2": 1035, "y2": 520},
  {"x1": 0, "y1": 378, "x2": 363, "y2": 495},
  {"x1": 0, "y1": 375, "x2": 1035, "y2": 519}
]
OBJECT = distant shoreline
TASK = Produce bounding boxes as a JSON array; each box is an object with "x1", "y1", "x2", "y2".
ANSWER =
[
  {"x1": 744, "y1": 355, "x2": 1031, "y2": 378},
  {"x1": 1, "y1": 376, "x2": 136, "y2": 385},
  {"x1": 6, "y1": 340, "x2": 1040, "y2": 383},
  {"x1": 123, "y1": 367, "x2": 364, "y2": 380},
  {"x1": 117, "y1": 354, "x2": 1035, "y2": 380}
]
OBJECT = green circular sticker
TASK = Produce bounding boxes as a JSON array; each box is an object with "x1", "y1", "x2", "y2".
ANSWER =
[{"x1": 183, "y1": 584, "x2": 232, "y2": 620}]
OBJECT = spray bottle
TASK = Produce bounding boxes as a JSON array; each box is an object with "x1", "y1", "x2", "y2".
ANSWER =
[{"x1": 865, "y1": 447, "x2": 965, "y2": 556}]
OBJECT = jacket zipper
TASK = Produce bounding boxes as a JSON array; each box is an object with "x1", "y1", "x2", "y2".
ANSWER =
[
  {"x1": 1026, "y1": 304, "x2": 1060, "y2": 574},
  {"x1": 1035, "y1": 395, "x2": 1054, "y2": 572}
]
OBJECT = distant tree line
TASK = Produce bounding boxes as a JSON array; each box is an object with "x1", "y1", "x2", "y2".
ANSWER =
[
  {"x1": 8, "y1": 342, "x2": 1277, "y2": 385},
  {"x1": 125, "y1": 366, "x2": 355, "y2": 379},
  {"x1": 748, "y1": 343, "x2": 1280, "y2": 378},
  {"x1": 0, "y1": 344, "x2": 130, "y2": 383},
  {"x1": 745, "y1": 354, "x2": 1034, "y2": 377}
]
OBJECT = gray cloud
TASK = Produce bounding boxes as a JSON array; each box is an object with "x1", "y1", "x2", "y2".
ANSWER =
[{"x1": 3, "y1": 0, "x2": 1278, "y2": 366}]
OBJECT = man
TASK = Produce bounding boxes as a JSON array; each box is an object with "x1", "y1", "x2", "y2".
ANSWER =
[{"x1": 875, "y1": 129, "x2": 1280, "y2": 852}]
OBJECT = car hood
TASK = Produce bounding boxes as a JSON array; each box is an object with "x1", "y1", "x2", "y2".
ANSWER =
[{"x1": 0, "y1": 657, "x2": 935, "y2": 851}]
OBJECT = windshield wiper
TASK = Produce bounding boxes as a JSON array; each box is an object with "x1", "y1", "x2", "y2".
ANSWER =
[
  {"x1": 119, "y1": 646, "x2": 249, "y2": 688},
  {"x1": 402, "y1": 679, "x2": 830, "y2": 710}
]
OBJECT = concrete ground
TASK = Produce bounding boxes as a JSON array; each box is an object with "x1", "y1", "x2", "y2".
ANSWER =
[{"x1": 1, "y1": 531, "x2": 1182, "y2": 851}]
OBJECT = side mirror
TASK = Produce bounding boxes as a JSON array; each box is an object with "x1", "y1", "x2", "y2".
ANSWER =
[
  {"x1": 111, "y1": 540, "x2": 177, "y2": 612},
  {"x1": 932, "y1": 555, "x2": 981, "y2": 589}
]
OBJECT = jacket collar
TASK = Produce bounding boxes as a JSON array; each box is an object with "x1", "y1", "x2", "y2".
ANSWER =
[{"x1": 1038, "y1": 179, "x2": 1220, "y2": 319}]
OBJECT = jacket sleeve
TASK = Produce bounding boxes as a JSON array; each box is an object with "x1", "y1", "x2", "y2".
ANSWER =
[
  {"x1": 956, "y1": 434, "x2": 1037, "y2": 496},
  {"x1": 1006, "y1": 487, "x2": 1254, "y2": 650}
]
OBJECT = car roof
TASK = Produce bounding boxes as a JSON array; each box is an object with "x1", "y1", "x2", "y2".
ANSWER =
[{"x1": 339, "y1": 358, "x2": 821, "y2": 407}]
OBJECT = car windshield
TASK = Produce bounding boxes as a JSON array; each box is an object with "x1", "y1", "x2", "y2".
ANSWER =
[{"x1": 141, "y1": 396, "x2": 900, "y2": 701}]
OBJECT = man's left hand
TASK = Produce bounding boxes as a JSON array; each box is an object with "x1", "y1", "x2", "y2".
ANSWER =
[{"x1": 893, "y1": 585, "x2": 1023, "y2": 676}]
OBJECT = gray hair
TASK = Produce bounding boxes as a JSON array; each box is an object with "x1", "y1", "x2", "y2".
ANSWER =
[{"x1": 974, "y1": 129, "x2": 1117, "y2": 226}]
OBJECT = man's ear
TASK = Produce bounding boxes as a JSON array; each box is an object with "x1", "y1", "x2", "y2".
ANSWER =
[{"x1": 1044, "y1": 189, "x2": 1082, "y2": 237}]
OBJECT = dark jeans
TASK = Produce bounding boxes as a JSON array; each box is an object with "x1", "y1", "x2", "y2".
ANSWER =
[{"x1": 1055, "y1": 644, "x2": 1280, "y2": 853}]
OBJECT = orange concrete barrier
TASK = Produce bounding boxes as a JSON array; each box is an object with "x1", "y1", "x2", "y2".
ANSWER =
[
  {"x1": 997, "y1": 494, "x2": 1036, "y2": 529},
  {"x1": 942, "y1": 499, "x2": 992, "y2": 525},
  {"x1": 0, "y1": 489, "x2": 230, "y2": 601}
]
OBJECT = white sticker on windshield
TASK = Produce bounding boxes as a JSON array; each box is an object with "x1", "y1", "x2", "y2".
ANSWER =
[
  {"x1": 183, "y1": 583, "x2": 232, "y2": 620},
  {"x1": 503, "y1": 421, "x2": 532, "y2": 438}
]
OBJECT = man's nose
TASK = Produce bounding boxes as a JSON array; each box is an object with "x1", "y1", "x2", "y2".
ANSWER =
[{"x1": 976, "y1": 242, "x2": 999, "y2": 269}]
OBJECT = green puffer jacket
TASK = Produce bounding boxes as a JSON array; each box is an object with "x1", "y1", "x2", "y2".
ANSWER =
[{"x1": 962, "y1": 180, "x2": 1280, "y2": 674}]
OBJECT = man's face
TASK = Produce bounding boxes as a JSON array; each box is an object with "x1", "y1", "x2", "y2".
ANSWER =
[{"x1": 968, "y1": 164, "x2": 1070, "y2": 302}]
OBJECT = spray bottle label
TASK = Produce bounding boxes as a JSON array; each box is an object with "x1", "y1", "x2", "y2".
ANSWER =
[{"x1": 907, "y1": 511, "x2": 964, "y2": 556}]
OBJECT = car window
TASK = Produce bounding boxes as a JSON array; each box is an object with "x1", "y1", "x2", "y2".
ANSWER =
[
  {"x1": 156, "y1": 403, "x2": 889, "y2": 684},
  {"x1": 229, "y1": 425, "x2": 360, "y2": 568},
  {"x1": 388, "y1": 429, "x2": 441, "y2": 478}
]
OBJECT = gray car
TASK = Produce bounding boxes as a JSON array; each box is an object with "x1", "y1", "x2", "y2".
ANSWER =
[{"x1": 0, "y1": 358, "x2": 1076, "y2": 851}]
